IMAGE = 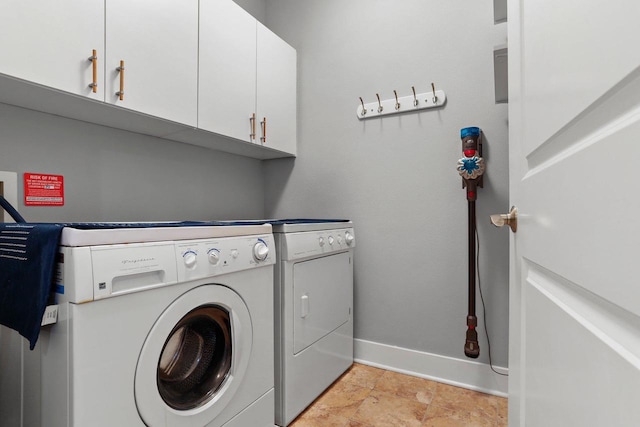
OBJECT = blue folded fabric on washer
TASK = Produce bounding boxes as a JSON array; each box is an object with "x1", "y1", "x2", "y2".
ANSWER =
[{"x1": 0, "y1": 223, "x2": 64, "y2": 350}]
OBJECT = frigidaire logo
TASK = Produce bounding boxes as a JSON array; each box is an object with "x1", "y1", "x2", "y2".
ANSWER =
[{"x1": 122, "y1": 257, "x2": 156, "y2": 265}]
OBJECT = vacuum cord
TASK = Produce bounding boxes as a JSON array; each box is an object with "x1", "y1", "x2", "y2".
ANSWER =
[{"x1": 475, "y1": 215, "x2": 508, "y2": 377}]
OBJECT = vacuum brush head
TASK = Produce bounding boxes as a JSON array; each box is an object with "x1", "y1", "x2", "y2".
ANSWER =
[{"x1": 464, "y1": 328, "x2": 480, "y2": 359}]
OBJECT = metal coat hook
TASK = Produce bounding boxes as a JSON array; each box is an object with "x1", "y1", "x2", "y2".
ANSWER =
[
  {"x1": 412, "y1": 86, "x2": 419, "y2": 106},
  {"x1": 393, "y1": 90, "x2": 401, "y2": 110},
  {"x1": 431, "y1": 82, "x2": 438, "y2": 103},
  {"x1": 376, "y1": 93, "x2": 383, "y2": 113},
  {"x1": 359, "y1": 97, "x2": 367, "y2": 116}
]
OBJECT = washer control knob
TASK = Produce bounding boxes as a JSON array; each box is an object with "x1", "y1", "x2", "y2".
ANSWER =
[
  {"x1": 208, "y1": 249, "x2": 220, "y2": 265},
  {"x1": 337, "y1": 235, "x2": 343, "y2": 244},
  {"x1": 231, "y1": 249, "x2": 239, "y2": 259},
  {"x1": 253, "y1": 240, "x2": 269, "y2": 262},
  {"x1": 328, "y1": 236, "x2": 334, "y2": 245},
  {"x1": 345, "y1": 231, "x2": 354, "y2": 246},
  {"x1": 319, "y1": 237, "x2": 325, "y2": 247},
  {"x1": 183, "y1": 251, "x2": 197, "y2": 269}
]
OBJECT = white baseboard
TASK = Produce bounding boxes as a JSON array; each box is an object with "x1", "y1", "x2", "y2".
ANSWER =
[{"x1": 354, "y1": 338, "x2": 508, "y2": 397}]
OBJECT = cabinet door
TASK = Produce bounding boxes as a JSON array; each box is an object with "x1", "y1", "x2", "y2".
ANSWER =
[
  {"x1": 199, "y1": 0, "x2": 257, "y2": 143},
  {"x1": 105, "y1": 0, "x2": 198, "y2": 126},
  {"x1": 0, "y1": 0, "x2": 104, "y2": 100},
  {"x1": 257, "y1": 23, "x2": 297, "y2": 155}
]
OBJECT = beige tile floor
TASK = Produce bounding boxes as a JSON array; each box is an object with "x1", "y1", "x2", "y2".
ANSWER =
[{"x1": 289, "y1": 363, "x2": 508, "y2": 427}]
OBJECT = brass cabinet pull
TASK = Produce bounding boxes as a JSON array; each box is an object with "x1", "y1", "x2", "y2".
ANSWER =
[
  {"x1": 250, "y1": 113, "x2": 256, "y2": 140},
  {"x1": 116, "y1": 60, "x2": 125, "y2": 101},
  {"x1": 260, "y1": 117, "x2": 267, "y2": 143},
  {"x1": 88, "y1": 49, "x2": 98, "y2": 92}
]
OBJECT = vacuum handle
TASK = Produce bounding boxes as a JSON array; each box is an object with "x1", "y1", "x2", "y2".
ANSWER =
[{"x1": 0, "y1": 195, "x2": 26, "y2": 223}]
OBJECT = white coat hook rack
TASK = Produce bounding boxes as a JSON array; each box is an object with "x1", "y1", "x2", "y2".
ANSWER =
[{"x1": 356, "y1": 83, "x2": 446, "y2": 120}]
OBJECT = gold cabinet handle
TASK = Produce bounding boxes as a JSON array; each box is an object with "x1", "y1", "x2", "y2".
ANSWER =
[
  {"x1": 490, "y1": 206, "x2": 518, "y2": 232},
  {"x1": 250, "y1": 113, "x2": 256, "y2": 140},
  {"x1": 88, "y1": 49, "x2": 98, "y2": 93},
  {"x1": 116, "y1": 60, "x2": 125, "y2": 101},
  {"x1": 260, "y1": 117, "x2": 267, "y2": 143}
]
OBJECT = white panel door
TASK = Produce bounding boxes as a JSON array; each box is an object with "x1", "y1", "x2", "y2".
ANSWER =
[
  {"x1": 105, "y1": 0, "x2": 198, "y2": 126},
  {"x1": 199, "y1": 0, "x2": 257, "y2": 143},
  {"x1": 508, "y1": 0, "x2": 640, "y2": 425},
  {"x1": 0, "y1": 0, "x2": 104, "y2": 100},
  {"x1": 257, "y1": 22, "x2": 297, "y2": 155}
]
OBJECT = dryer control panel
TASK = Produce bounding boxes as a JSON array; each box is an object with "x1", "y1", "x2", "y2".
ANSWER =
[
  {"x1": 281, "y1": 227, "x2": 355, "y2": 261},
  {"x1": 176, "y1": 234, "x2": 275, "y2": 282}
]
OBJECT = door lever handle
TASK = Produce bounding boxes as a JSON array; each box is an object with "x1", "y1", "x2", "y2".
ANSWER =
[{"x1": 490, "y1": 206, "x2": 518, "y2": 232}]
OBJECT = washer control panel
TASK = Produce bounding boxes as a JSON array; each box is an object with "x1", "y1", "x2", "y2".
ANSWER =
[
  {"x1": 64, "y1": 233, "x2": 274, "y2": 302},
  {"x1": 176, "y1": 234, "x2": 274, "y2": 282},
  {"x1": 281, "y1": 227, "x2": 355, "y2": 261}
]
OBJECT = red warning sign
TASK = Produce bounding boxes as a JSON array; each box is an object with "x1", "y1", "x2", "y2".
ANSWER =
[{"x1": 24, "y1": 173, "x2": 64, "y2": 206}]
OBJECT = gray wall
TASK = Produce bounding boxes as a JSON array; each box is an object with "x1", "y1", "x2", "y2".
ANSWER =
[
  {"x1": 0, "y1": 104, "x2": 264, "y2": 222},
  {"x1": 263, "y1": 0, "x2": 510, "y2": 367},
  {"x1": 234, "y1": 0, "x2": 267, "y2": 23},
  {"x1": 0, "y1": 1, "x2": 510, "y2": 371}
]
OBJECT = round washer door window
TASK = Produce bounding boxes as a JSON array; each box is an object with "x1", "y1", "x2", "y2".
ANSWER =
[
  {"x1": 157, "y1": 304, "x2": 231, "y2": 410},
  {"x1": 135, "y1": 285, "x2": 252, "y2": 427}
]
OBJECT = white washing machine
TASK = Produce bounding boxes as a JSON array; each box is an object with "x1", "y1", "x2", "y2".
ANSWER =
[
  {"x1": 272, "y1": 220, "x2": 355, "y2": 426},
  {"x1": 18, "y1": 223, "x2": 276, "y2": 427}
]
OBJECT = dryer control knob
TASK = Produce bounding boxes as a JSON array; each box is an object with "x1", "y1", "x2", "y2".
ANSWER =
[
  {"x1": 328, "y1": 236, "x2": 334, "y2": 245},
  {"x1": 208, "y1": 249, "x2": 220, "y2": 265},
  {"x1": 319, "y1": 237, "x2": 325, "y2": 247},
  {"x1": 183, "y1": 251, "x2": 197, "y2": 269},
  {"x1": 345, "y1": 232, "x2": 354, "y2": 246},
  {"x1": 253, "y1": 240, "x2": 269, "y2": 262}
]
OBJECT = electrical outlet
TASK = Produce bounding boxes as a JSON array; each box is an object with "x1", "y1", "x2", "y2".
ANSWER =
[{"x1": 0, "y1": 171, "x2": 19, "y2": 223}]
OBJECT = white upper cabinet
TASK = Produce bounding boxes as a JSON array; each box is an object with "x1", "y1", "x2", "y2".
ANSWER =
[
  {"x1": 256, "y1": 22, "x2": 297, "y2": 155},
  {"x1": 0, "y1": 0, "x2": 294, "y2": 158},
  {"x1": 105, "y1": 0, "x2": 198, "y2": 126},
  {"x1": 0, "y1": 0, "x2": 105, "y2": 100},
  {"x1": 199, "y1": 0, "x2": 257, "y2": 142},
  {"x1": 199, "y1": 0, "x2": 297, "y2": 155}
]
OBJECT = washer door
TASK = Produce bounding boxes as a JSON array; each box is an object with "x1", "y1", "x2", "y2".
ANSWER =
[{"x1": 135, "y1": 285, "x2": 252, "y2": 426}]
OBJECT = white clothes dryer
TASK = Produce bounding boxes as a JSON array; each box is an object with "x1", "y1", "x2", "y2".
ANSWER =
[
  {"x1": 271, "y1": 220, "x2": 355, "y2": 426},
  {"x1": 21, "y1": 223, "x2": 276, "y2": 427}
]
